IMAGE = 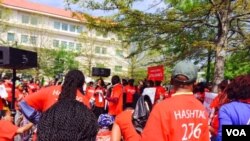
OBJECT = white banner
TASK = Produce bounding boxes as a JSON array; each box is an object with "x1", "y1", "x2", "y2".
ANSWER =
[
  {"x1": 203, "y1": 92, "x2": 217, "y2": 115},
  {"x1": 142, "y1": 87, "x2": 156, "y2": 104},
  {"x1": 0, "y1": 84, "x2": 8, "y2": 99}
]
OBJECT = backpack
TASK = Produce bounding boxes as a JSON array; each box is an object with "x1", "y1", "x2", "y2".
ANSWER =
[{"x1": 132, "y1": 95, "x2": 152, "y2": 134}]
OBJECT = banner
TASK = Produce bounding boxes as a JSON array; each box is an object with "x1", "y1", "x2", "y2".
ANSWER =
[
  {"x1": 142, "y1": 87, "x2": 156, "y2": 104},
  {"x1": 0, "y1": 84, "x2": 8, "y2": 99},
  {"x1": 147, "y1": 65, "x2": 164, "y2": 81},
  {"x1": 203, "y1": 92, "x2": 217, "y2": 114}
]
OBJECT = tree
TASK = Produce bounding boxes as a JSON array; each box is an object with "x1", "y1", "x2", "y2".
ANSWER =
[{"x1": 67, "y1": 0, "x2": 250, "y2": 92}]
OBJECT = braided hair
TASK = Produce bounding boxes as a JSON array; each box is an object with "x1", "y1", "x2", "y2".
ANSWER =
[
  {"x1": 59, "y1": 69, "x2": 85, "y2": 100},
  {"x1": 37, "y1": 99, "x2": 98, "y2": 141}
]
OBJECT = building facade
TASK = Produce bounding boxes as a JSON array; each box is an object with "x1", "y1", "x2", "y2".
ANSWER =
[{"x1": 0, "y1": 0, "x2": 129, "y2": 80}]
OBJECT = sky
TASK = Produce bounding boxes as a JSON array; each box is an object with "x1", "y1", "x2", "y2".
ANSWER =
[{"x1": 28, "y1": 0, "x2": 167, "y2": 16}]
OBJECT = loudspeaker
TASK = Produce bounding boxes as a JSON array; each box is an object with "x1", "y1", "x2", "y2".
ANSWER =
[
  {"x1": 0, "y1": 46, "x2": 37, "y2": 69},
  {"x1": 92, "y1": 67, "x2": 111, "y2": 77}
]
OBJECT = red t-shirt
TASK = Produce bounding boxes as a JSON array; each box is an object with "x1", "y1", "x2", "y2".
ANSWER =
[
  {"x1": 124, "y1": 85, "x2": 136, "y2": 103},
  {"x1": 155, "y1": 86, "x2": 166, "y2": 102},
  {"x1": 0, "y1": 99, "x2": 3, "y2": 110},
  {"x1": 4, "y1": 83, "x2": 21, "y2": 103},
  {"x1": 115, "y1": 110, "x2": 140, "y2": 141},
  {"x1": 209, "y1": 95, "x2": 220, "y2": 135},
  {"x1": 94, "y1": 87, "x2": 106, "y2": 108},
  {"x1": 28, "y1": 83, "x2": 40, "y2": 93},
  {"x1": 85, "y1": 86, "x2": 95, "y2": 101},
  {"x1": 210, "y1": 95, "x2": 219, "y2": 109},
  {"x1": 24, "y1": 85, "x2": 90, "y2": 112},
  {"x1": 0, "y1": 120, "x2": 18, "y2": 141},
  {"x1": 108, "y1": 84, "x2": 123, "y2": 116},
  {"x1": 141, "y1": 93, "x2": 210, "y2": 141}
]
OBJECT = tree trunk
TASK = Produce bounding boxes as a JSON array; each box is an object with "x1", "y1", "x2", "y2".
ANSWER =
[
  {"x1": 212, "y1": 1, "x2": 230, "y2": 92},
  {"x1": 212, "y1": 46, "x2": 226, "y2": 92}
]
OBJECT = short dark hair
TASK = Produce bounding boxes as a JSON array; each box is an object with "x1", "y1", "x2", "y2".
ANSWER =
[
  {"x1": 111, "y1": 75, "x2": 120, "y2": 85},
  {"x1": 37, "y1": 99, "x2": 98, "y2": 141},
  {"x1": 0, "y1": 110, "x2": 8, "y2": 119},
  {"x1": 154, "y1": 81, "x2": 162, "y2": 86},
  {"x1": 225, "y1": 74, "x2": 250, "y2": 100},
  {"x1": 128, "y1": 79, "x2": 134, "y2": 86}
]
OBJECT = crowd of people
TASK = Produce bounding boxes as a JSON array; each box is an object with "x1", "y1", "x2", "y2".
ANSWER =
[{"x1": 0, "y1": 60, "x2": 249, "y2": 141}]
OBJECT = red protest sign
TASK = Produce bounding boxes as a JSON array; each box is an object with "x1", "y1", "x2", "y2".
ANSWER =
[{"x1": 147, "y1": 65, "x2": 164, "y2": 81}]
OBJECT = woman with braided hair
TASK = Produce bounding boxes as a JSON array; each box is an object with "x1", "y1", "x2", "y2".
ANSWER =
[
  {"x1": 37, "y1": 99, "x2": 98, "y2": 141},
  {"x1": 19, "y1": 69, "x2": 90, "y2": 123},
  {"x1": 37, "y1": 70, "x2": 98, "y2": 140}
]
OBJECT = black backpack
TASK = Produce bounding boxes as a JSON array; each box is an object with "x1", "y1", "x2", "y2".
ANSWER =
[{"x1": 132, "y1": 95, "x2": 152, "y2": 134}]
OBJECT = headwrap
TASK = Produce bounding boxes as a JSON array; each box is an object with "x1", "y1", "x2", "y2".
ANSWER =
[{"x1": 98, "y1": 114, "x2": 114, "y2": 128}]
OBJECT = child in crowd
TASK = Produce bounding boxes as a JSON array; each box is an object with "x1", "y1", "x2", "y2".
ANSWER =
[
  {"x1": 0, "y1": 110, "x2": 33, "y2": 141},
  {"x1": 96, "y1": 114, "x2": 114, "y2": 141}
]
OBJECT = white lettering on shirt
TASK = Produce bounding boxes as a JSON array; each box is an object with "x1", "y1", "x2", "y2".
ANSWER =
[
  {"x1": 174, "y1": 110, "x2": 206, "y2": 120},
  {"x1": 52, "y1": 89, "x2": 61, "y2": 96}
]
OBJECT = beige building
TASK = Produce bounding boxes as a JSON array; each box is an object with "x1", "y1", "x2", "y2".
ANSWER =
[{"x1": 0, "y1": 0, "x2": 129, "y2": 80}]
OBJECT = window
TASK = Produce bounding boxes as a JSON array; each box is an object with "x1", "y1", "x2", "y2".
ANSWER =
[
  {"x1": 30, "y1": 36, "x2": 37, "y2": 45},
  {"x1": 53, "y1": 40, "x2": 59, "y2": 47},
  {"x1": 115, "y1": 66, "x2": 122, "y2": 72},
  {"x1": 95, "y1": 47, "x2": 101, "y2": 54},
  {"x1": 76, "y1": 43, "x2": 82, "y2": 51},
  {"x1": 76, "y1": 26, "x2": 82, "y2": 33},
  {"x1": 68, "y1": 42, "x2": 74, "y2": 49},
  {"x1": 62, "y1": 23, "x2": 68, "y2": 31},
  {"x1": 61, "y1": 41, "x2": 67, "y2": 49},
  {"x1": 116, "y1": 50, "x2": 123, "y2": 57},
  {"x1": 21, "y1": 15, "x2": 29, "y2": 24},
  {"x1": 102, "y1": 48, "x2": 107, "y2": 54},
  {"x1": 54, "y1": 21, "x2": 60, "y2": 30},
  {"x1": 69, "y1": 25, "x2": 76, "y2": 32},
  {"x1": 7, "y1": 33, "x2": 15, "y2": 41},
  {"x1": 30, "y1": 17, "x2": 38, "y2": 25},
  {"x1": 21, "y1": 35, "x2": 28, "y2": 43}
]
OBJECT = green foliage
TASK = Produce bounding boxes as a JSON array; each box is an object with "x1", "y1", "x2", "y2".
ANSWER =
[
  {"x1": 38, "y1": 48, "x2": 79, "y2": 79},
  {"x1": 51, "y1": 49, "x2": 79, "y2": 76},
  {"x1": 165, "y1": 0, "x2": 208, "y2": 12},
  {"x1": 225, "y1": 50, "x2": 250, "y2": 79}
]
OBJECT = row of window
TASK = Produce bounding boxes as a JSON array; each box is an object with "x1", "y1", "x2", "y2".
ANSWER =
[
  {"x1": 7, "y1": 33, "x2": 38, "y2": 45},
  {"x1": 7, "y1": 33, "x2": 124, "y2": 57},
  {"x1": 19, "y1": 14, "x2": 118, "y2": 40},
  {"x1": 21, "y1": 34, "x2": 37, "y2": 45},
  {"x1": 20, "y1": 14, "x2": 83, "y2": 34},
  {"x1": 53, "y1": 21, "x2": 83, "y2": 33},
  {"x1": 95, "y1": 47, "x2": 107, "y2": 54},
  {"x1": 53, "y1": 40, "x2": 82, "y2": 51},
  {"x1": 21, "y1": 15, "x2": 38, "y2": 25}
]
